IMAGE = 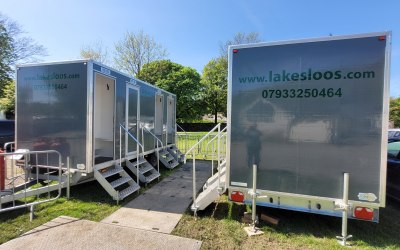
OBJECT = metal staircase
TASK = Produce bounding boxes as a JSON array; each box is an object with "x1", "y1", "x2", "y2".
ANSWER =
[
  {"x1": 125, "y1": 156, "x2": 160, "y2": 184},
  {"x1": 191, "y1": 160, "x2": 226, "y2": 211},
  {"x1": 159, "y1": 149, "x2": 180, "y2": 169},
  {"x1": 94, "y1": 163, "x2": 140, "y2": 201},
  {"x1": 167, "y1": 145, "x2": 185, "y2": 163},
  {"x1": 185, "y1": 123, "x2": 227, "y2": 214}
]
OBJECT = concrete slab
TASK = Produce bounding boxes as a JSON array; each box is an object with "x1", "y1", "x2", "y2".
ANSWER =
[
  {"x1": 101, "y1": 160, "x2": 211, "y2": 233},
  {"x1": 0, "y1": 216, "x2": 202, "y2": 250}
]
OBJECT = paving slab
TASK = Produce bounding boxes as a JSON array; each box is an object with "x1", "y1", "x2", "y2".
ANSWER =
[
  {"x1": 101, "y1": 160, "x2": 211, "y2": 233},
  {"x1": 0, "y1": 216, "x2": 202, "y2": 250}
]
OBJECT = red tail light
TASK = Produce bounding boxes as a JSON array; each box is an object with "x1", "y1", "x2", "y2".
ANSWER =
[
  {"x1": 230, "y1": 191, "x2": 244, "y2": 202},
  {"x1": 353, "y1": 206, "x2": 374, "y2": 221}
]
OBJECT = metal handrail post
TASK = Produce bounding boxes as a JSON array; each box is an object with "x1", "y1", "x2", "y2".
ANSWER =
[
  {"x1": 185, "y1": 123, "x2": 220, "y2": 156},
  {"x1": 157, "y1": 141, "x2": 160, "y2": 174},
  {"x1": 192, "y1": 152, "x2": 197, "y2": 215},
  {"x1": 176, "y1": 123, "x2": 189, "y2": 153},
  {"x1": 67, "y1": 157, "x2": 70, "y2": 199},
  {"x1": 119, "y1": 126, "x2": 122, "y2": 165},
  {"x1": 217, "y1": 124, "x2": 221, "y2": 189},
  {"x1": 211, "y1": 142, "x2": 214, "y2": 176}
]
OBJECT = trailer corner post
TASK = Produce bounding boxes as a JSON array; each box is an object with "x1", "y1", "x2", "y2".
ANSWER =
[{"x1": 336, "y1": 172, "x2": 352, "y2": 246}]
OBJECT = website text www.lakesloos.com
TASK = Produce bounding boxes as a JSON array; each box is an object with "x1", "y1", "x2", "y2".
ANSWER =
[{"x1": 238, "y1": 69, "x2": 375, "y2": 84}]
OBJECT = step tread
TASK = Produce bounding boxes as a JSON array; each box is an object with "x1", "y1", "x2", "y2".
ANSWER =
[
  {"x1": 119, "y1": 184, "x2": 140, "y2": 200},
  {"x1": 145, "y1": 171, "x2": 160, "y2": 183},
  {"x1": 130, "y1": 157, "x2": 147, "y2": 166},
  {"x1": 139, "y1": 163, "x2": 154, "y2": 174},
  {"x1": 101, "y1": 166, "x2": 124, "y2": 178},
  {"x1": 162, "y1": 154, "x2": 174, "y2": 162},
  {"x1": 164, "y1": 159, "x2": 179, "y2": 169},
  {"x1": 110, "y1": 176, "x2": 132, "y2": 188}
]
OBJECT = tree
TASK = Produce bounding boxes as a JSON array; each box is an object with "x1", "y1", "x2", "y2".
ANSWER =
[
  {"x1": 199, "y1": 32, "x2": 261, "y2": 122},
  {"x1": 219, "y1": 32, "x2": 261, "y2": 59},
  {"x1": 137, "y1": 60, "x2": 205, "y2": 122},
  {"x1": 114, "y1": 30, "x2": 168, "y2": 76},
  {"x1": 390, "y1": 97, "x2": 400, "y2": 127},
  {"x1": 201, "y1": 57, "x2": 228, "y2": 123},
  {"x1": 0, "y1": 13, "x2": 46, "y2": 111},
  {"x1": 80, "y1": 41, "x2": 109, "y2": 64},
  {"x1": 0, "y1": 80, "x2": 15, "y2": 118}
]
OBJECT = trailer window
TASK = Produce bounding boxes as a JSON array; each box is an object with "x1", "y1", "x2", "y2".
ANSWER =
[{"x1": 388, "y1": 142, "x2": 400, "y2": 159}]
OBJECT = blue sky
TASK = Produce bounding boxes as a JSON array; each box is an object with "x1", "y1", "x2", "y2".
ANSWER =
[{"x1": 1, "y1": 0, "x2": 399, "y2": 96}]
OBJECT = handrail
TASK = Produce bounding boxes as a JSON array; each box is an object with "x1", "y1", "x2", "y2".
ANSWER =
[
  {"x1": 176, "y1": 123, "x2": 188, "y2": 154},
  {"x1": 141, "y1": 124, "x2": 164, "y2": 148},
  {"x1": 188, "y1": 123, "x2": 227, "y2": 216},
  {"x1": 185, "y1": 123, "x2": 221, "y2": 157},
  {"x1": 206, "y1": 126, "x2": 227, "y2": 148},
  {"x1": 0, "y1": 150, "x2": 63, "y2": 221},
  {"x1": 140, "y1": 124, "x2": 163, "y2": 175},
  {"x1": 205, "y1": 126, "x2": 227, "y2": 176},
  {"x1": 176, "y1": 123, "x2": 188, "y2": 134},
  {"x1": 120, "y1": 124, "x2": 144, "y2": 151},
  {"x1": 3, "y1": 142, "x2": 15, "y2": 152},
  {"x1": 119, "y1": 123, "x2": 141, "y2": 185}
]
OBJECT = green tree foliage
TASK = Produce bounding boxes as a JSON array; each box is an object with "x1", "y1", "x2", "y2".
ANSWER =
[
  {"x1": 0, "y1": 17, "x2": 16, "y2": 96},
  {"x1": 114, "y1": 30, "x2": 168, "y2": 76},
  {"x1": 199, "y1": 32, "x2": 261, "y2": 122},
  {"x1": 0, "y1": 13, "x2": 46, "y2": 114},
  {"x1": 201, "y1": 57, "x2": 228, "y2": 123},
  {"x1": 137, "y1": 60, "x2": 205, "y2": 122},
  {"x1": 80, "y1": 41, "x2": 109, "y2": 64},
  {"x1": 0, "y1": 80, "x2": 15, "y2": 118},
  {"x1": 390, "y1": 97, "x2": 400, "y2": 127}
]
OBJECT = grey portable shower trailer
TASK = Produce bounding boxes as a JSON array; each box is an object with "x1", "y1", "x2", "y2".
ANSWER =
[
  {"x1": 15, "y1": 60, "x2": 182, "y2": 200},
  {"x1": 227, "y1": 32, "x2": 391, "y2": 222}
]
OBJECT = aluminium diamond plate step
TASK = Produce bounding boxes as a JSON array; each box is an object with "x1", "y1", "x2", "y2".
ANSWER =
[
  {"x1": 119, "y1": 184, "x2": 140, "y2": 200},
  {"x1": 125, "y1": 157, "x2": 160, "y2": 184},
  {"x1": 94, "y1": 164, "x2": 140, "y2": 201}
]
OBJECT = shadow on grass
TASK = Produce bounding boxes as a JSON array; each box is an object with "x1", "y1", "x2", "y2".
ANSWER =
[{"x1": 191, "y1": 196, "x2": 400, "y2": 249}]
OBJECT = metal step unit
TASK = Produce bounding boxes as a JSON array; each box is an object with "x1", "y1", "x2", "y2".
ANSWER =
[
  {"x1": 125, "y1": 156, "x2": 160, "y2": 185},
  {"x1": 167, "y1": 145, "x2": 185, "y2": 163},
  {"x1": 191, "y1": 163, "x2": 226, "y2": 212},
  {"x1": 94, "y1": 163, "x2": 140, "y2": 201},
  {"x1": 159, "y1": 149, "x2": 180, "y2": 169}
]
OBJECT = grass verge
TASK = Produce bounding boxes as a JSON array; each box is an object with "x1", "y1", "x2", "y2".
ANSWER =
[{"x1": 172, "y1": 195, "x2": 400, "y2": 250}]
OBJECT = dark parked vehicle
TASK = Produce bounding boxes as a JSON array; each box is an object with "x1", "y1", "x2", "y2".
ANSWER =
[
  {"x1": 389, "y1": 129, "x2": 400, "y2": 142},
  {"x1": 387, "y1": 141, "x2": 400, "y2": 201},
  {"x1": 0, "y1": 120, "x2": 14, "y2": 151}
]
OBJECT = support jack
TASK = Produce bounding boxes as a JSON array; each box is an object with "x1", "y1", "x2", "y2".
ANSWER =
[{"x1": 244, "y1": 164, "x2": 264, "y2": 237}]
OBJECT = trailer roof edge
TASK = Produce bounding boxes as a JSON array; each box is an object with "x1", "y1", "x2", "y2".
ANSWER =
[{"x1": 228, "y1": 31, "x2": 392, "y2": 50}]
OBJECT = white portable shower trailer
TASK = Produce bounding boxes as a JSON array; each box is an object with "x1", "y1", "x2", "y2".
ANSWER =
[
  {"x1": 15, "y1": 60, "x2": 182, "y2": 201},
  {"x1": 226, "y1": 32, "x2": 391, "y2": 225}
]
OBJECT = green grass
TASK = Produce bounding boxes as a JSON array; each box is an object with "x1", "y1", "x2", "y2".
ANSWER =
[
  {"x1": 0, "y1": 165, "x2": 178, "y2": 244},
  {"x1": 172, "y1": 195, "x2": 400, "y2": 250}
]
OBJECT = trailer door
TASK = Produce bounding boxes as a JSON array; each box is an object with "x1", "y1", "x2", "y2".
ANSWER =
[
  {"x1": 155, "y1": 94, "x2": 164, "y2": 138},
  {"x1": 166, "y1": 96, "x2": 175, "y2": 144},
  {"x1": 125, "y1": 84, "x2": 140, "y2": 155}
]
